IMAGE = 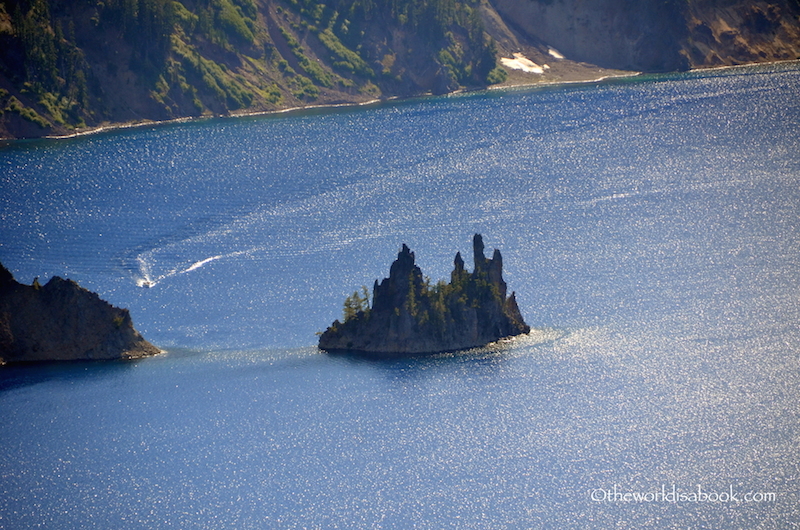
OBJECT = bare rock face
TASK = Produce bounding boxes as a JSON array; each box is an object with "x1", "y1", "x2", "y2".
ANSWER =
[
  {"x1": 489, "y1": 0, "x2": 690, "y2": 72},
  {"x1": 488, "y1": 0, "x2": 800, "y2": 72},
  {"x1": 683, "y1": 1, "x2": 800, "y2": 68},
  {"x1": 318, "y1": 234, "x2": 530, "y2": 355},
  {"x1": 0, "y1": 262, "x2": 160, "y2": 364}
]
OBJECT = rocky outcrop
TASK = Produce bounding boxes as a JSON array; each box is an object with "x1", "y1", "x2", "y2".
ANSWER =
[
  {"x1": 319, "y1": 234, "x2": 530, "y2": 355},
  {"x1": 0, "y1": 262, "x2": 159, "y2": 364}
]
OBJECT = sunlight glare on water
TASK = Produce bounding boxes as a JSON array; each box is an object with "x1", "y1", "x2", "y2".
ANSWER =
[{"x1": 1, "y1": 63, "x2": 799, "y2": 528}]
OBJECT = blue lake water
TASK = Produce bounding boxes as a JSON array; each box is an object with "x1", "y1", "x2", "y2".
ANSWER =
[{"x1": 1, "y1": 63, "x2": 799, "y2": 528}]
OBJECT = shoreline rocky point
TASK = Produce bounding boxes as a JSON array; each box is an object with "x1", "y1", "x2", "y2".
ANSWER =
[
  {"x1": 319, "y1": 234, "x2": 530, "y2": 356},
  {"x1": 0, "y1": 262, "x2": 159, "y2": 365}
]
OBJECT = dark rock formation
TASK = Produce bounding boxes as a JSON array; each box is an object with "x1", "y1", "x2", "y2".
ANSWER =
[
  {"x1": 0, "y1": 262, "x2": 160, "y2": 364},
  {"x1": 319, "y1": 234, "x2": 530, "y2": 355}
]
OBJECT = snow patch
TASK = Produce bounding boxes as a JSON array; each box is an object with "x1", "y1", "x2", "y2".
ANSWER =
[{"x1": 500, "y1": 53, "x2": 546, "y2": 74}]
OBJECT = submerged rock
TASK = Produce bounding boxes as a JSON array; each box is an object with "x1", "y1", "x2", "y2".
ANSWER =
[
  {"x1": 319, "y1": 234, "x2": 530, "y2": 355},
  {"x1": 0, "y1": 262, "x2": 160, "y2": 364}
]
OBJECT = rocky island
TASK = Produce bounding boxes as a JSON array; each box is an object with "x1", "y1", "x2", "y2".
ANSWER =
[
  {"x1": 0, "y1": 262, "x2": 159, "y2": 364},
  {"x1": 319, "y1": 234, "x2": 530, "y2": 355}
]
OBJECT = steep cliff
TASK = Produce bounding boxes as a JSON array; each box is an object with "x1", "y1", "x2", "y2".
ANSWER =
[
  {"x1": 318, "y1": 234, "x2": 530, "y2": 355},
  {"x1": 0, "y1": 262, "x2": 160, "y2": 364},
  {"x1": 683, "y1": 1, "x2": 800, "y2": 67},
  {"x1": 489, "y1": 0, "x2": 800, "y2": 72},
  {"x1": 489, "y1": 0, "x2": 689, "y2": 72}
]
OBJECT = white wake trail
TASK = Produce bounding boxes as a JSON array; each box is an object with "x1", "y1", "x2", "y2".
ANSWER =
[{"x1": 134, "y1": 249, "x2": 255, "y2": 287}]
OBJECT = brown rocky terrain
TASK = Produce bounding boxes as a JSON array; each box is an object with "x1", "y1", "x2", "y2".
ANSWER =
[
  {"x1": 683, "y1": 1, "x2": 800, "y2": 67},
  {"x1": 0, "y1": 262, "x2": 160, "y2": 364}
]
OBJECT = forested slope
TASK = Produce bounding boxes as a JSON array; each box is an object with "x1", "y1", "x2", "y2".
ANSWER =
[
  {"x1": 1, "y1": 0, "x2": 798, "y2": 139},
  {"x1": 0, "y1": 0, "x2": 505, "y2": 138}
]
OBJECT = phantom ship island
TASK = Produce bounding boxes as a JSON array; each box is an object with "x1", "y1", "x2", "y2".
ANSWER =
[{"x1": 319, "y1": 234, "x2": 530, "y2": 355}]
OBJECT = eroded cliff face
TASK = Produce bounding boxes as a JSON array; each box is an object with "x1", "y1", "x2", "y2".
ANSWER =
[
  {"x1": 683, "y1": 1, "x2": 800, "y2": 67},
  {"x1": 488, "y1": 0, "x2": 800, "y2": 72},
  {"x1": 0, "y1": 263, "x2": 160, "y2": 364}
]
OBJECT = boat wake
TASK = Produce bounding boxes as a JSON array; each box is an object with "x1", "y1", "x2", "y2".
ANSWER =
[
  {"x1": 133, "y1": 250, "x2": 253, "y2": 288},
  {"x1": 123, "y1": 134, "x2": 530, "y2": 290}
]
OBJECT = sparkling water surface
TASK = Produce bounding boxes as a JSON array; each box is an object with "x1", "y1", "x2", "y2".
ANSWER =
[{"x1": 1, "y1": 63, "x2": 799, "y2": 528}]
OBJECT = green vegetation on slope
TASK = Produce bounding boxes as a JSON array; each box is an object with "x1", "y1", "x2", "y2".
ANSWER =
[
  {"x1": 0, "y1": 0, "x2": 503, "y2": 137},
  {"x1": 5, "y1": 0, "x2": 793, "y2": 138}
]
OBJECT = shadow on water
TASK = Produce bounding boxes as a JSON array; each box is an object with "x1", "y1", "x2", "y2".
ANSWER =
[
  {"x1": 324, "y1": 345, "x2": 508, "y2": 364},
  {"x1": 0, "y1": 348, "x2": 204, "y2": 393},
  {"x1": 321, "y1": 331, "x2": 563, "y2": 375},
  {"x1": 0, "y1": 358, "x2": 144, "y2": 393}
]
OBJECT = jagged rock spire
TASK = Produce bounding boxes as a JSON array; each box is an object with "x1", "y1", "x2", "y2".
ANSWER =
[
  {"x1": 489, "y1": 248, "x2": 506, "y2": 299},
  {"x1": 319, "y1": 235, "x2": 530, "y2": 355},
  {"x1": 473, "y1": 233, "x2": 486, "y2": 272},
  {"x1": 451, "y1": 251, "x2": 466, "y2": 284},
  {"x1": 387, "y1": 244, "x2": 417, "y2": 289},
  {"x1": 454, "y1": 251, "x2": 465, "y2": 272},
  {"x1": 393, "y1": 243, "x2": 414, "y2": 269},
  {"x1": 373, "y1": 243, "x2": 424, "y2": 313}
]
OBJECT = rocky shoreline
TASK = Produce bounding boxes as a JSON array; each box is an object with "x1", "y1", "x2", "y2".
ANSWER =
[
  {"x1": 20, "y1": 59, "x2": 799, "y2": 144},
  {"x1": 20, "y1": 64, "x2": 634, "y2": 143}
]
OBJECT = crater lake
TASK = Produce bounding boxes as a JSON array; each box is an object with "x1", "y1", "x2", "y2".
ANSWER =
[{"x1": 1, "y1": 62, "x2": 799, "y2": 529}]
